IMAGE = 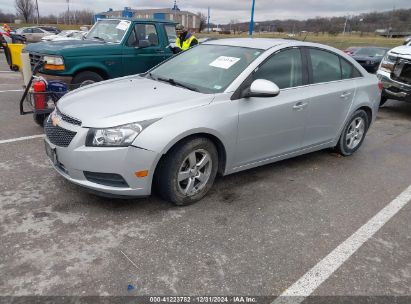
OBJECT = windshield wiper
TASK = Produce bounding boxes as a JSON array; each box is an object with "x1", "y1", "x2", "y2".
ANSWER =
[
  {"x1": 92, "y1": 36, "x2": 106, "y2": 42},
  {"x1": 156, "y1": 77, "x2": 199, "y2": 92}
]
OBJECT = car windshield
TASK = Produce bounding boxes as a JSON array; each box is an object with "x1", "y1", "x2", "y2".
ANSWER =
[
  {"x1": 86, "y1": 19, "x2": 130, "y2": 43},
  {"x1": 148, "y1": 44, "x2": 263, "y2": 94},
  {"x1": 354, "y1": 48, "x2": 387, "y2": 57},
  {"x1": 58, "y1": 30, "x2": 70, "y2": 36}
]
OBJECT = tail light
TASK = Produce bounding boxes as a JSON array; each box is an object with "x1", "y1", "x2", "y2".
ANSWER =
[
  {"x1": 33, "y1": 80, "x2": 46, "y2": 110},
  {"x1": 378, "y1": 81, "x2": 384, "y2": 91}
]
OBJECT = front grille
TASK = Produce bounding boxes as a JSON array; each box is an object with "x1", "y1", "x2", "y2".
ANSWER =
[
  {"x1": 56, "y1": 108, "x2": 82, "y2": 126},
  {"x1": 83, "y1": 171, "x2": 129, "y2": 188},
  {"x1": 29, "y1": 53, "x2": 43, "y2": 70},
  {"x1": 44, "y1": 119, "x2": 77, "y2": 147}
]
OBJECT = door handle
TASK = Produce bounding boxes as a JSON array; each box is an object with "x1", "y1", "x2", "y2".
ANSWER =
[
  {"x1": 293, "y1": 102, "x2": 308, "y2": 111},
  {"x1": 340, "y1": 92, "x2": 352, "y2": 99}
]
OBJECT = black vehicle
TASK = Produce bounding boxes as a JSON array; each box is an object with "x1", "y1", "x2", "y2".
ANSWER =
[{"x1": 349, "y1": 47, "x2": 389, "y2": 73}]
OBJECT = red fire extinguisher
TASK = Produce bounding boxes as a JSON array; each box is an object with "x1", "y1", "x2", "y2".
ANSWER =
[{"x1": 33, "y1": 80, "x2": 46, "y2": 110}]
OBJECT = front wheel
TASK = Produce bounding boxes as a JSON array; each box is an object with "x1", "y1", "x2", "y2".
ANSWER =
[
  {"x1": 335, "y1": 110, "x2": 369, "y2": 156},
  {"x1": 156, "y1": 137, "x2": 219, "y2": 206},
  {"x1": 33, "y1": 113, "x2": 48, "y2": 127},
  {"x1": 72, "y1": 71, "x2": 104, "y2": 88}
]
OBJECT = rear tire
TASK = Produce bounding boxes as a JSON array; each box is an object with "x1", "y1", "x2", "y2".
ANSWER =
[
  {"x1": 72, "y1": 71, "x2": 104, "y2": 88},
  {"x1": 156, "y1": 137, "x2": 219, "y2": 206},
  {"x1": 335, "y1": 110, "x2": 369, "y2": 156}
]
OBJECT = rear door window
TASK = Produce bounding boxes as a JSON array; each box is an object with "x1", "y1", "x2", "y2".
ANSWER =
[
  {"x1": 309, "y1": 48, "x2": 342, "y2": 83},
  {"x1": 341, "y1": 58, "x2": 362, "y2": 79}
]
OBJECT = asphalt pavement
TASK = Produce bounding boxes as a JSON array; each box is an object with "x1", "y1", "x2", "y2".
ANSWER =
[{"x1": 0, "y1": 50, "x2": 410, "y2": 301}]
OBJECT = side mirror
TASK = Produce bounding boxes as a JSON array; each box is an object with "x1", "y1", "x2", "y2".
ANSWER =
[
  {"x1": 243, "y1": 79, "x2": 280, "y2": 98},
  {"x1": 137, "y1": 40, "x2": 150, "y2": 48}
]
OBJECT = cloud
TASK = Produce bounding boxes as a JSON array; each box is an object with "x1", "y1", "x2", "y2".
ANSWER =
[{"x1": 2, "y1": 0, "x2": 411, "y2": 23}]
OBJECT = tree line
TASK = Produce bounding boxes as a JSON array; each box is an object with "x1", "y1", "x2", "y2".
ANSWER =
[
  {"x1": 219, "y1": 8, "x2": 411, "y2": 34},
  {"x1": 0, "y1": 0, "x2": 93, "y2": 25}
]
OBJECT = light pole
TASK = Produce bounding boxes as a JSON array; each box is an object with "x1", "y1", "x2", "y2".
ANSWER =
[
  {"x1": 67, "y1": 0, "x2": 70, "y2": 25},
  {"x1": 249, "y1": 0, "x2": 255, "y2": 36},
  {"x1": 35, "y1": 0, "x2": 39, "y2": 24}
]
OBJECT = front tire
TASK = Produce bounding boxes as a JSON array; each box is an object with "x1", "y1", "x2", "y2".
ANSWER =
[
  {"x1": 33, "y1": 113, "x2": 48, "y2": 127},
  {"x1": 157, "y1": 137, "x2": 219, "y2": 206},
  {"x1": 335, "y1": 110, "x2": 369, "y2": 156},
  {"x1": 72, "y1": 71, "x2": 104, "y2": 88}
]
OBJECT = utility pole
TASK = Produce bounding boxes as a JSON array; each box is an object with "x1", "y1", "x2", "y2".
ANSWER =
[
  {"x1": 343, "y1": 15, "x2": 349, "y2": 35},
  {"x1": 207, "y1": 6, "x2": 210, "y2": 33},
  {"x1": 35, "y1": 0, "x2": 39, "y2": 24},
  {"x1": 67, "y1": 0, "x2": 70, "y2": 25},
  {"x1": 249, "y1": 0, "x2": 256, "y2": 36}
]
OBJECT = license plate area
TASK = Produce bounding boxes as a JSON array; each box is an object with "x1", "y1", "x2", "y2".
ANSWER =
[{"x1": 45, "y1": 140, "x2": 58, "y2": 165}]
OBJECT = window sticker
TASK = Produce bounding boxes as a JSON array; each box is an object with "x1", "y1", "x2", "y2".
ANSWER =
[
  {"x1": 213, "y1": 85, "x2": 222, "y2": 90},
  {"x1": 116, "y1": 21, "x2": 130, "y2": 31},
  {"x1": 209, "y1": 56, "x2": 241, "y2": 69}
]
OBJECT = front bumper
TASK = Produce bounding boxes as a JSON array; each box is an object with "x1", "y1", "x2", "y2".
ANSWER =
[
  {"x1": 377, "y1": 70, "x2": 411, "y2": 102},
  {"x1": 44, "y1": 118, "x2": 160, "y2": 197},
  {"x1": 38, "y1": 72, "x2": 73, "y2": 85}
]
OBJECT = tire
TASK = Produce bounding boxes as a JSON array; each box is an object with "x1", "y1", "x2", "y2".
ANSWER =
[
  {"x1": 156, "y1": 137, "x2": 219, "y2": 206},
  {"x1": 72, "y1": 71, "x2": 104, "y2": 88},
  {"x1": 33, "y1": 113, "x2": 48, "y2": 127},
  {"x1": 335, "y1": 109, "x2": 369, "y2": 156},
  {"x1": 379, "y1": 95, "x2": 387, "y2": 107}
]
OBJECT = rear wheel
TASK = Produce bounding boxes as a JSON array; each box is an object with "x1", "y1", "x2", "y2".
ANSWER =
[
  {"x1": 72, "y1": 71, "x2": 104, "y2": 88},
  {"x1": 335, "y1": 109, "x2": 369, "y2": 156},
  {"x1": 156, "y1": 137, "x2": 219, "y2": 206}
]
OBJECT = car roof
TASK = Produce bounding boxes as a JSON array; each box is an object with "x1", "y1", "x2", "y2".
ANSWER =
[
  {"x1": 204, "y1": 38, "x2": 290, "y2": 50},
  {"x1": 102, "y1": 18, "x2": 176, "y2": 24}
]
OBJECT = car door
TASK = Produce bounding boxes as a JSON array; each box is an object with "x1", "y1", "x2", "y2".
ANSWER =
[
  {"x1": 122, "y1": 23, "x2": 168, "y2": 75},
  {"x1": 22, "y1": 28, "x2": 33, "y2": 42},
  {"x1": 31, "y1": 28, "x2": 46, "y2": 42},
  {"x1": 302, "y1": 48, "x2": 358, "y2": 147},
  {"x1": 234, "y1": 47, "x2": 310, "y2": 167}
]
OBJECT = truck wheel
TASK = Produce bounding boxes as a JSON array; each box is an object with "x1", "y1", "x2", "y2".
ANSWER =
[
  {"x1": 72, "y1": 71, "x2": 104, "y2": 88},
  {"x1": 33, "y1": 114, "x2": 48, "y2": 127}
]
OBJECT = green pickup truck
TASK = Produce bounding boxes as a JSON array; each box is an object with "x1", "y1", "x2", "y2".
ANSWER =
[{"x1": 24, "y1": 19, "x2": 177, "y2": 87}]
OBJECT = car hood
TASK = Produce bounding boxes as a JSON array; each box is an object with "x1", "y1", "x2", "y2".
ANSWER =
[
  {"x1": 58, "y1": 76, "x2": 215, "y2": 128},
  {"x1": 389, "y1": 46, "x2": 411, "y2": 59},
  {"x1": 23, "y1": 39, "x2": 119, "y2": 56}
]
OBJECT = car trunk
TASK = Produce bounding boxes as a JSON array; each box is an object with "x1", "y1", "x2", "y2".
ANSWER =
[{"x1": 392, "y1": 59, "x2": 411, "y2": 85}]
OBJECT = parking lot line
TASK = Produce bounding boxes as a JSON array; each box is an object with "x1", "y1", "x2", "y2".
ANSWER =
[
  {"x1": 0, "y1": 89, "x2": 23, "y2": 93},
  {"x1": 0, "y1": 134, "x2": 45, "y2": 145},
  {"x1": 272, "y1": 184, "x2": 411, "y2": 304}
]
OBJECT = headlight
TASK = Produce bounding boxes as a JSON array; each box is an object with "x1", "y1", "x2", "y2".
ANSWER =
[
  {"x1": 85, "y1": 119, "x2": 160, "y2": 147},
  {"x1": 379, "y1": 54, "x2": 396, "y2": 73},
  {"x1": 43, "y1": 55, "x2": 65, "y2": 70}
]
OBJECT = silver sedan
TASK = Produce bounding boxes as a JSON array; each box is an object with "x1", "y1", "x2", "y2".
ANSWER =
[{"x1": 44, "y1": 38, "x2": 381, "y2": 205}]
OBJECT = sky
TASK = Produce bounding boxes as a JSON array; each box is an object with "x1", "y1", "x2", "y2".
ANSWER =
[{"x1": 2, "y1": 0, "x2": 411, "y2": 24}]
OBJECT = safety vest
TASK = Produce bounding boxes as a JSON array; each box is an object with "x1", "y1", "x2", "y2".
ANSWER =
[{"x1": 176, "y1": 34, "x2": 197, "y2": 51}]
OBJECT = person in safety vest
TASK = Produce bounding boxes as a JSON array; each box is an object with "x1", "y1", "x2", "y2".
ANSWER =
[{"x1": 174, "y1": 24, "x2": 198, "y2": 53}]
